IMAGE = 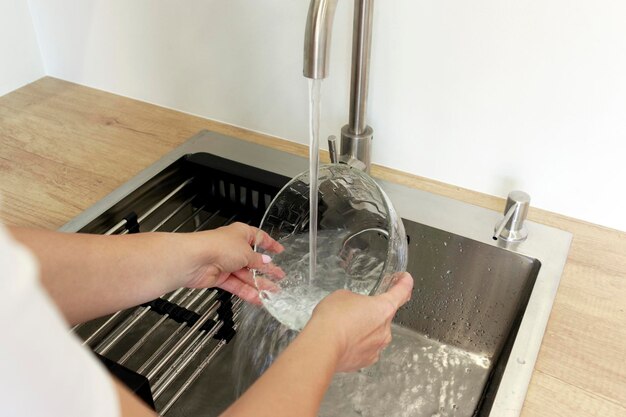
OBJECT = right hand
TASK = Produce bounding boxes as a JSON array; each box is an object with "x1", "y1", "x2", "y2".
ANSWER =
[
  {"x1": 180, "y1": 223, "x2": 284, "y2": 303},
  {"x1": 305, "y1": 272, "x2": 414, "y2": 372}
]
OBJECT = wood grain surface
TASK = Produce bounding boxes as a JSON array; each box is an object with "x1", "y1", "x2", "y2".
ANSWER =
[{"x1": 1, "y1": 77, "x2": 624, "y2": 416}]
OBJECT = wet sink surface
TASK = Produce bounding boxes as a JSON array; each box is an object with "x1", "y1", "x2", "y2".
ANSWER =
[
  {"x1": 391, "y1": 220, "x2": 540, "y2": 416},
  {"x1": 168, "y1": 219, "x2": 541, "y2": 417},
  {"x1": 399, "y1": 220, "x2": 540, "y2": 364}
]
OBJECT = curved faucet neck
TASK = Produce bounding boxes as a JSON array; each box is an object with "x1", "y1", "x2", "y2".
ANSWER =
[
  {"x1": 303, "y1": 0, "x2": 339, "y2": 80},
  {"x1": 304, "y1": 0, "x2": 375, "y2": 172}
]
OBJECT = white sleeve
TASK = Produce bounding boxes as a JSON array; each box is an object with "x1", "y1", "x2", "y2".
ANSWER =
[{"x1": 0, "y1": 226, "x2": 120, "y2": 417}]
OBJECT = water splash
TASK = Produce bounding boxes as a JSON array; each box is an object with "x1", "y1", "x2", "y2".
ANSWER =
[{"x1": 234, "y1": 316, "x2": 492, "y2": 417}]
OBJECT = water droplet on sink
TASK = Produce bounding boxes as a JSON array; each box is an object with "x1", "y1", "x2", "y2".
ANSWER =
[{"x1": 517, "y1": 357, "x2": 526, "y2": 365}]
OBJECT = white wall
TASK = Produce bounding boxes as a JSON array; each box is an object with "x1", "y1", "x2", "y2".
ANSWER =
[
  {"x1": 27, "y1": 0, "x2": 626, "y2": 231},
  {"x1": 0, "y1": 0, "x2": 44, "y2": 96}
]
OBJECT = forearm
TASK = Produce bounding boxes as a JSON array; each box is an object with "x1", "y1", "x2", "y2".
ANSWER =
[
  {"x1": 114, "y1": 379, "x2": 159, "y2": 417},
  {"x1": 10, "y1": 227, "x2": 191, "y2": 325},
  {"x1": 222, "y1": 323, "x2": 339, "y2": 417}
]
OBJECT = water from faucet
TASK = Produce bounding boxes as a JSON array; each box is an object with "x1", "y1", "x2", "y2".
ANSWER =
[{"x1": 308, "y1": 79, "x2": 322, "y2": 284}]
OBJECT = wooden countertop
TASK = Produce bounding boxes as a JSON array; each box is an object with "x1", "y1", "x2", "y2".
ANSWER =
[{"x1": 1, "y1": 77, "x2": 624, "y2": 416}]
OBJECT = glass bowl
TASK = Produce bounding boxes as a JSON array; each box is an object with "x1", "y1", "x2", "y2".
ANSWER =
[{"x1": 253, "y1": 164, "x2": 408, "y2": 330}]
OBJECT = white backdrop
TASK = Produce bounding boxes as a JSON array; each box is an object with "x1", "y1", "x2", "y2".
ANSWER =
[
  {"x1": 23, "y1": 0, "x2": 626, "y2": 231},
  {"x1": 0, "y1": 0, "x2": 43, "y2": 96}
]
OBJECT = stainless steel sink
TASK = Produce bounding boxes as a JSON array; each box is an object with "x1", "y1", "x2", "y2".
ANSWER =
[{"x1": 61, "y1": 131, "x2": 571, "y2": 417}]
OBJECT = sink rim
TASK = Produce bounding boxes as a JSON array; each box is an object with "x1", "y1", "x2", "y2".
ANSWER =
[{"x1": 60, "y1": 130, "x2": 572, "y2": 417}]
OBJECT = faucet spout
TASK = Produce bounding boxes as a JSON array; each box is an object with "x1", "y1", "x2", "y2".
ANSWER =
[
  {"x1": 303, "y1": 0, "x2": 339, "y2": 80},
  {"x1": 303, "y1": 0, "x2": 375, "y2": 172}
]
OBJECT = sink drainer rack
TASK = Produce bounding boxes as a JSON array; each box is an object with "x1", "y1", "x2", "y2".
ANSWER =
[{"x1": 73, "y1": 153, "x2": 289, "y2": 414}]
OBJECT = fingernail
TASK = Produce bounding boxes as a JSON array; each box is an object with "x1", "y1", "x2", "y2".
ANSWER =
[{"x1": 262, "y1": 254, "x2": 272, "y2": 264}]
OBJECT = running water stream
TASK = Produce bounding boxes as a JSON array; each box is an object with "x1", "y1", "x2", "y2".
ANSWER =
[{"x1": 308, "y1": 79, "x2": 322, "y2": 285}]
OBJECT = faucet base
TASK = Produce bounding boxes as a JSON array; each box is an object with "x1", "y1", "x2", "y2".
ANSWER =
[{"x1": 340, "y1": 124, "x2": 373, "y2": 172}]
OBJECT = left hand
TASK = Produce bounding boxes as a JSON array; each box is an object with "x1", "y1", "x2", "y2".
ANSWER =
[{"x1": 182, "y1": 222, "x2": 284, "y2": 304}]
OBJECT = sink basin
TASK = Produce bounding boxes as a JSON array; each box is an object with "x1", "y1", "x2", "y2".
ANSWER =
[
  {"x1": 400, "y1": 220, "x2": 540, "y2": 360},
  {"x1": 61, "y1": 131, "x2": 571, "y2": 417},
  {"x1": 160, "y1": 219, "x2": 543, "y2": 417},
  {"x1": 391, "y1": 220, "x2": 541, "y2": 416}
]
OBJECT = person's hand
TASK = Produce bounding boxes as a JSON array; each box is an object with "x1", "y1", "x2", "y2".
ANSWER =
[
  {"x1": 182, "y1": 222, "x2": 284, "y2": 303},
  {"x1": 305, "y1": 272, "x2": 413, "y2": 372}
]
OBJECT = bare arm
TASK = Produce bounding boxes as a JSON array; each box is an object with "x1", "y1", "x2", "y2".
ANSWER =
[
  {"x1": 222, "y1": 322, "x2": 339, "y2": 417},
  {"x1": 9, "y1": 223, "x2": 282, "y2": 325},
  {"x1": 114, "y1": 379, "x2": 159, "y2": 417},
  {"x1": 11, "y1": 227, "x2": 190, "y2": 325}
]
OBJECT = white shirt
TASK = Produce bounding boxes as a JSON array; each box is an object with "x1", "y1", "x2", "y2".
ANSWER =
[{"x1": 0, "y1": 225, "x2": 120, "y2": 417}]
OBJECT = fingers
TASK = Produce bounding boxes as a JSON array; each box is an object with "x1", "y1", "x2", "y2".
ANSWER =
[
  {"x1": 251, "y1": 227, "x2": 285, "y2": 253},
  {"x1": 246, "y1": 251, "x2": 273, "y2": 270},
  {"x1": 379, "y1": 272, "x2": 414, "y2": 310},
  {"x1": 382, "y1": 333, "x2": 392, "y2": 348},
  {"x1": 224, "y1": 268, "x2": 281, "y2": 304},
  {"x1": 255, "y1": 262, "x2": 286, "y2": 280},
  {"x1": 218, "y1": 277, "x2": 261, "y2": 305},
  {"x1": 246, "y1": 252, "x2": 286, "y2": 279},
  {"x1": 220, "y1": 222, "x2": 283, "y2": 253},
  {"x1": 231, "y1": 268, "x2": 255, "y2": 287},
  {"x1": 254, "y1": 275, "x2": 281, "y2": 293},
  {"x1": 231, "y1": 268, "x2": 282, "y2": 293}
]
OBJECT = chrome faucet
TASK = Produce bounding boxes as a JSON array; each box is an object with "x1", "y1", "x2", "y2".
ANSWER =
[{"x1": 303, "y1": 0, "x2": 374, "y2": 172}]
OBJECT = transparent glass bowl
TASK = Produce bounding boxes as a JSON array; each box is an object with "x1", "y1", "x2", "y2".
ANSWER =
[{"x1": 254, "y1": 164, "x2": 408, "y2": 330}]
